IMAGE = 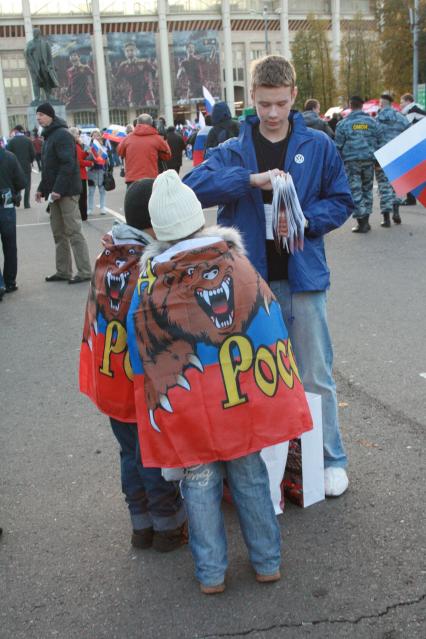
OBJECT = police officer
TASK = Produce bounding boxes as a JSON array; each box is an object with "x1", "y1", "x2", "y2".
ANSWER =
[
  {"x1": 375, "y1": 94, "x2": 409, "y2": 227},
  {"x1": 335, "y1": 96, "x2": 384, "y2": 233},
  {"x1": 0, "y1": 144, "x2": 26, "y2": 299}
]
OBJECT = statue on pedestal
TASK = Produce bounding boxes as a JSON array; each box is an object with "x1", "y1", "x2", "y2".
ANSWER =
[{"x1": 24, "y1": 28, "x2": 59, "y2": 103}]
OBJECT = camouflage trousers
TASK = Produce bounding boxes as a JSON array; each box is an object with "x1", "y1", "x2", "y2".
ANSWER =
[
  {"x1": 375, "y1": 165, "x2": 398, "y2": 213},
  {"x1": 344, "y1": 160, "x2": 374, "y2": 219}
]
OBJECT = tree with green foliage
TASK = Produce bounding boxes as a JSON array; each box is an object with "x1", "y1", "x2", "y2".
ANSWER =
[
  {"x1": 339, "y1": 14, "x2": 382, "y2": 103},
  {"x1": 291, "y1": 16, "x2": 336, "y2": 112},
  {"x1": 374, "y1": 0, "x2": 426, "y2": 97}
]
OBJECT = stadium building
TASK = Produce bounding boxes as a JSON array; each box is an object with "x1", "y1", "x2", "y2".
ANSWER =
[{"x1": 0, "y1": 0, "x2": 374, "y2": 133}]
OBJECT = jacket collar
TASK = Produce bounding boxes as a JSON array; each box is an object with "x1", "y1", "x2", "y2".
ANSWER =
[
  {"x1": 140, "y1": 225, "x2": 246, "y2": 272},
  {"x1": 239, "y1": 111, "x2": 312, "y2": 165}
]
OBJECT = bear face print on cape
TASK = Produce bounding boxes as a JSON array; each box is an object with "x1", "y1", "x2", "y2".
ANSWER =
[
  {"x1": 79, "y1": 230, "x2": 149, "y2": 422},
  {"x1": 127, "y1": 226, "x2": 313, "y2": 468}
]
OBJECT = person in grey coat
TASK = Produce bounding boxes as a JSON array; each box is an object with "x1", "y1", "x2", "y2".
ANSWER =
[{"x1": 302, "y1": 99, "x2": 334, "y2": 138}]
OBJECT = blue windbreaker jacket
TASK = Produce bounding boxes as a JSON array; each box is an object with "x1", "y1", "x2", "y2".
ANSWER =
[{"x1": 183, "y1": 111, "x2": 353, "y2": 292}]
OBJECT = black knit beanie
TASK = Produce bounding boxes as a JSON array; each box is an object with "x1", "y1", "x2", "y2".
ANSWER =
[
  {"x1": 124, "y1": 178, "x2": 154, "y2": 230},
  {"x1": 36, "y1": 102, "x2": 55, "y2": 118}
]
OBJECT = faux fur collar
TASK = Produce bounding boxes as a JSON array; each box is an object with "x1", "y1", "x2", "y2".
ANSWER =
[{"x1": 140, "y1": 225, "x2": 246, "y2": 271}]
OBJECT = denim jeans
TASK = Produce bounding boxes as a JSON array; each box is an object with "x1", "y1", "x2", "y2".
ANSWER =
[
  {"x1": 109, "y1": 418, "x2": 186, "y2": 531},
  {"x1": 87, "y1": 168, "x2": 106, "y2": 212},
  {"x1": 0, "y1": 207, "x2": 17, "y2": 288},
  {"x1": 181, "y1": 452, "x2": 281, "y2": 587},
  {"x1": 270, "y1": 280, "x2": 347, "y2": 469}
]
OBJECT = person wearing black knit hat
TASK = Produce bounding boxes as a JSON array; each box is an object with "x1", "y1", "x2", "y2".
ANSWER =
[
  {"x1": 123, "y1": 178, "x2": 154, "y2": 229},
  {"x1": 35, "y1": 102, "x2": 92, "y2": 283},
  {"x1": 36, "y1": 102, "x2": 55, "y2": 119},
  {"x1": 79, "y1": 177, "x2": 187, "y2": 552}
]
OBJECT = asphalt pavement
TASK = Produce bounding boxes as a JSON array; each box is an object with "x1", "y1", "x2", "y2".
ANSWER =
[{"x1": 0, "y1": 161, "x2": 425, "y2": 639}]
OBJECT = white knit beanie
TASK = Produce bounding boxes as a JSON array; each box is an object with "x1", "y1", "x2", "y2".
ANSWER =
[{"x1": 149, "y1": 170, "x2": 205, "y2": 241}]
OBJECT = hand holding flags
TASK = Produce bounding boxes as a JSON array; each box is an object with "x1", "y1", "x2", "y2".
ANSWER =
[
  {"x1": 374, "y1": 117, "x2": 426, "y2": 207},
  {"x1": 270, "y1": 172, "x2": 307, "y2": 254},
  {"x1": 90, "y1": 138, "x2": 108, "y2": 165}
]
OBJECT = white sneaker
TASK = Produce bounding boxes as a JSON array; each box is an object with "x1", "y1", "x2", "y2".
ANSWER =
[
  {"x1": 100, "y1": 208, "x2": 107, "y2": 215},
  {"x1": 87, "y1": 209, "x2": 93, "y2": 216},
  {"x1": 324, "y1": 467, "x2": 349, "y2": 497}
]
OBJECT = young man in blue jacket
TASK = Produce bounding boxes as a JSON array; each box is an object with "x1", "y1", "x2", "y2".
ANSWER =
[{"x1": 183, "y1": 55, "x2": 354, "y2": 497}]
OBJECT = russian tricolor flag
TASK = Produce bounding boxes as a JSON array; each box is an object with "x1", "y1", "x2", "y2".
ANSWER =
[
  {"x1": 90, "y1": 138, "x2": 108, "y2": 165},
  {"x1": 375, "y1": 117, "x2": 426, "y2": 207},
  {"x1": 203, "y1": 86, "x2": 215, "y2": 115},
  {"x1": 192, "y1": 124, "x2": 212, "y2": 166},
  {"x1": 103, "y1": 125, "x2": 127, "y2": 143}
]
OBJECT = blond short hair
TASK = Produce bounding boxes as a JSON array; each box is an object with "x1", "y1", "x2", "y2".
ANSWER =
[{"x1": 251, "y1": 55, "x2": 296, "y2": 91}]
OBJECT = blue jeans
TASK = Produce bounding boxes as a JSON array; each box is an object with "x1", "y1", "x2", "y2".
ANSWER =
[
  {"x1": 181, "y1": 453, "x2": 281, "y2": 587},
  {"x1": 87, "y1": 168, "x2": 106, "y2": 211},
  {"x1": 270, "y1": 281, "x2": 347, "y2": 469},
  {"x1": 0, "y1": 207, "x2": 17, "y2": 288},
  {"x1": 109, "y1": 418, "x2": 186, "y2": 531}
]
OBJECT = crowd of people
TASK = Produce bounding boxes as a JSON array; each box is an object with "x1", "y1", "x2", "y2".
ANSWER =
[{"x1": 0, "y1": 52, "x2": 424, "y2": 594}]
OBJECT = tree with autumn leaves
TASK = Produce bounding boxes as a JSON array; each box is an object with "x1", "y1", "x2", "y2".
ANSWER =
[{"x1": 290, "y1": 2, "x2": 426, "y2": 111}]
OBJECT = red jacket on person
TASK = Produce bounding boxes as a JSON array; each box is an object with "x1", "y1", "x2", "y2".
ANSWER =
[
  {"x1": 117, "y1": 124, "x2": 171, "y2": 182},
  {"x1": 76, "y1": 143, "x2": 93, "y2": 180}
]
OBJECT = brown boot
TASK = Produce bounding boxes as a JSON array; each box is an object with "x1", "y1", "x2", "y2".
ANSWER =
[
  {"x1": 200, "y1": 582, "x2": 226, "y2": 595},
  {"x1": 152, "y1": 522, "x2": 187, "y2": 552},
  {"x1": 131, "y1": 527, "x2": 154, "y2": 549},
  {"x1": 255, "y1": 570, "x2": 281, "y2": 583}
]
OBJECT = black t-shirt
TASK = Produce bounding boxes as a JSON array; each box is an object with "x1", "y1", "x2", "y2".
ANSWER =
[{"x1": 252, "y1": 124, "x2": 291, "y2": 281}]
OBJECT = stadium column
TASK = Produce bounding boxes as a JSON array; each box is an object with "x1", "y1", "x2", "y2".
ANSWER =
[
  {"x1": 331, "y1": 0, "x2": 341, "y2": 71},
  {"x1": 222, "y1": 0, "x2": 235, "y2": 116},
  {"x1": 0, "y1": 56, "x2": 9, "y2": 135},
  {"x1": 22, "y1": 0, "x2": 35, "y2": 101},
  {"x1": 280, "y1": 0, "x2": 290, "y2": 59},
  {"x1": 92, "y1": 0, "x2": 110, "y2": 129},
  {"x1": 158, "y1": 0, "x2": 174, "y2": 127}
]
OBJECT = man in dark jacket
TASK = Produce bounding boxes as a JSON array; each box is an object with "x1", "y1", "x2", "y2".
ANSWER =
[
  {"x1": 302, "y1": 99, "x2": 334, "y2": 138},
  {"x1": 35, "y1": 102, "x2": 91, "y2": 284},
  {"x1": 204, "y1": 101, "x2": 240, "y2": 152},
  {"x1": 184, "y1": 55, "x2": 354, "y2": 497},
  {"x1": 7, "y1": 125, "x2": 35, "y2": 208},
  {"x1": 165, "y1": 125, "x2": 186, "y2": 174},
  {"x1": 0, "y1": 146, "x2": 26, "y2": 299}
]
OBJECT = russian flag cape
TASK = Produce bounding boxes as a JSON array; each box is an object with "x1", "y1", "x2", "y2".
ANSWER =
[
  {"x1": 79, "y1": 226, "x2": 150, "y2": 422},
  {"x1": 127, "y1": 227, "x2": 312, "y2": 468}
]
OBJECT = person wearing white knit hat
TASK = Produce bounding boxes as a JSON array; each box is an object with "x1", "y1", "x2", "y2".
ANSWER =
[{"x1": 148, "y1": 169, "x2": 205, "y2": 241}]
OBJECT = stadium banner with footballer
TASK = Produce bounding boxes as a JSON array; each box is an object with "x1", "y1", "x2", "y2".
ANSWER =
[
  {"x1": 171, "y1": 31, "x2": 221, "y2": 105},
  {"x1": 106, "y1": 33, "x2": 159, "y2": 110},
  {"x1": 48, "y1": 35, "x2": 97, "y2": 110}
]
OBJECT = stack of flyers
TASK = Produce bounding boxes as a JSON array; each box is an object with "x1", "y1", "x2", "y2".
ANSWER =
[{"x1": 270, "y1": 171, "x2": 306, "y2": 254}]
